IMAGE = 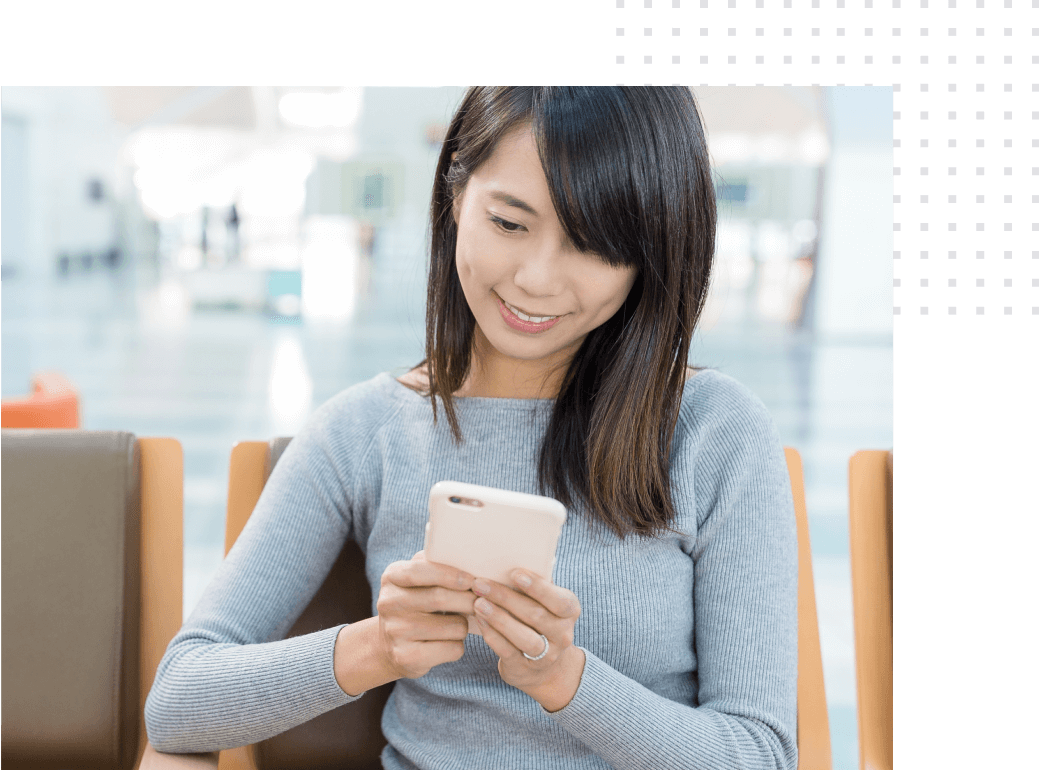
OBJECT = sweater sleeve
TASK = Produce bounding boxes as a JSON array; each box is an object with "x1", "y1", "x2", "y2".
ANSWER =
[
  {"x1": 144, "y1": 392, "x2": 383, "y2": 753},
  {"x1": 547, "y1": 381, "x2": 799, "y2": 770}
]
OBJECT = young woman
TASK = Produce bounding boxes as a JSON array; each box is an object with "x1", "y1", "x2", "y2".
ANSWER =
[{"x1": 146, "y1": 87, "x2": 799, "y2": 770}]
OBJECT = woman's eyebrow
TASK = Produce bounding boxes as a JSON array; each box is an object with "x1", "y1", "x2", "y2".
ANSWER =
[{"x1": 487, "y1": 190, "x2": 539, "y2": 217}]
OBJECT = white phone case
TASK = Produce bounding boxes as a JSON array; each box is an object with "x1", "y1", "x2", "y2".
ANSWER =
[{"x1": 424, "y1": 480, "x2": 567, "y2": 636}]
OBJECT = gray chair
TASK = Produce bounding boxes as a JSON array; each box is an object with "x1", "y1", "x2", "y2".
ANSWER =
[{"x1": 2, "y1": 430, "x2": 183, "y2": 770}]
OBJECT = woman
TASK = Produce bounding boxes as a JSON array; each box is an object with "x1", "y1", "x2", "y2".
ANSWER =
[{"x1": 146, "y1": 87, "x2": 798, "y2": 770}]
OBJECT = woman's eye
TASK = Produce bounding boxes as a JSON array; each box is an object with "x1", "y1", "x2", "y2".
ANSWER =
[{"x1": 489, "y1": 215, "x2": 523, "y2": 233}]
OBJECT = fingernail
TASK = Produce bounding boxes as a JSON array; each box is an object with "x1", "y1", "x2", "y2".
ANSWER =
[
  {"x1": 513, "y1": 571, "x2": 531, "y2": 588},
  {"x1": 473, "y1": 579, "x2": 490, "y2": 596},
  {"x1": 475, "y1": 598, "x2": 492, "y2": 616}
]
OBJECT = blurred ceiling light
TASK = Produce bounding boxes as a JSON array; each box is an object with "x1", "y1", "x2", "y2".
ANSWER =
[
  {"x1": 128, "y1": 128, "x2": 238, "y2": 172},
  {"x1": 709, "y1": 133, "x2": 752, "y2": 165},
  {"x1": 126, "y1": 127, "x2": 322, "y2": 221},
  {"x1": 127, "y1": 128, "x2": 243, "y2": 219},
  {"x1": 754, "y1": 134, "x2": 791, "y2": 163},
  {"x1": 278, "y1": 89, "x2": 363, "y2": 129},
  {"x1": 711, "y1": 129, "x2": 829, "y2": 166},
  {"x1": 797, "y1": 129, "x2": 830, "y2": 164},
  {"x1": 238, "y1": 148, "x2": 314, "y2": 217},
  {"x1": 199, "y1": 170, "x2": 239, "y2": 209},
  {"x1": 140, "y1": 182, "x2": 203, "y2": 221}
]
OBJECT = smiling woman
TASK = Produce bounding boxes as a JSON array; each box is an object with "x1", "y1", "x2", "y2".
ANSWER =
[
  {"x1": 452, "y1": 127, "x2": 639, "y2": 399},
  {"x1": 416, "y1": 87, "x2": 717, "y2": 540},
  {"x1": 145, "y1": 88, "x2": 798, "y2": 770}
]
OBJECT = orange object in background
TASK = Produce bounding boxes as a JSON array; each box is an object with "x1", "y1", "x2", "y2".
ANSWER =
[{"x1": 1, "y1": 371, "x2": 81, "y2": 428}]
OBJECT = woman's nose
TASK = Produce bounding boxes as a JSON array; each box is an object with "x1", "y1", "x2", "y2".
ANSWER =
[{"x1": 512, "y1": 239, "x2": 568, "y2": 298}]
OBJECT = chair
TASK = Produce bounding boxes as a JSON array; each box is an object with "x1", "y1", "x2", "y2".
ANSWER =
[
  {"x1": 785, "y1": 447, "x2": 833, "y2": 770},
  {"x1": 1, "y1": 371, "x2": 81, "y2": 428},
  {"x1": 1, "y1": 430, "x2": 183, "y2": 770},
  {"x1": 143, "y1": 443, "x2": 830, "y2": 770},
  {"x1": 848, "y1": 451, "x2": 893, "y2": 770}
]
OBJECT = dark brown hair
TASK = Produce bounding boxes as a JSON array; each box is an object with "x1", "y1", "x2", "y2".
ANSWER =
[{"x1": 414, "y1": 87, "x2": 716, "y2": 538}]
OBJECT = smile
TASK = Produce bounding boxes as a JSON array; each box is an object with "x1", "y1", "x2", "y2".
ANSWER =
[
  {"x1": 501, "y1": 298, "x2": 559, "y2": 323},
  {"x1": 495, "y1": 294, "x2": 565, "y2": 333}
]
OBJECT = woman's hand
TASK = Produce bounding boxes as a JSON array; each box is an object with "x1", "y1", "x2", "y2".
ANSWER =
[
  {"x1": 375, "y1": 551, "x2": 477, "y2": 679},
  {"x1": 471, "y1": 570, "x2": 585, "y2": 713}
]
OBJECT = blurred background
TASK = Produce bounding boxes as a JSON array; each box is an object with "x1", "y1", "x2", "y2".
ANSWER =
[{"x1": 1, "y1": 86, "x2": 891, "y2": 770}]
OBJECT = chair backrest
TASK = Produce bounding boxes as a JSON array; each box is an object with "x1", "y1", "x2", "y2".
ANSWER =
[
  {"x1": 848, "y1": 450, "x2": 893, "y2": 770},
  {"x1": 785, "y1": 447, "x2": 833, "y2": 770},
  {"x1": 220, "y1": 440, "x2": 390, "y2": 770},
  {"x1": 220, "y1": 441, "x2": 829, "y2": 770},
  {"x1": 1, "y1": 430, "x2": 183, "y2": 770},
  {"x1": 1, "y1": 371, "x2": 81, "y2": 428}
]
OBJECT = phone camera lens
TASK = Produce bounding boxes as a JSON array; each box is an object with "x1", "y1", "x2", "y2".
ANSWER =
[{"x1": 449, "y1": 496, "x2": 461, "y2": 504}]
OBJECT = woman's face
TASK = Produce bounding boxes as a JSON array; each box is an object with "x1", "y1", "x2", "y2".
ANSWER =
[{"x1": 452, "y1": 127, "x2": 638, "y2": 395}]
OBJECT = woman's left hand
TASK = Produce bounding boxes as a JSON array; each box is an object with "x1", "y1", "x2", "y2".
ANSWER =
[{"x1": 471, "y1": 570, "x2": 585, "y2": 712}]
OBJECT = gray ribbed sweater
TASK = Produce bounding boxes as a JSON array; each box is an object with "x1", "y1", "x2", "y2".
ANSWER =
[{"x1": 145, "y1": 369, "x2": 798, "y2": 770}]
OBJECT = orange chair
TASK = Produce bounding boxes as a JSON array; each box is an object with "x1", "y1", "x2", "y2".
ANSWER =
[
  {"x1": 2, "y1": 431, "x2": 183, "y2": 770},
  {"x1": 1, "y1": 371, "x2": 81, "y2": 428},
  {"x1": 848, "y1": 451, "x2": 893, "y2": 770},
  {"x1": 786, "y1": 447, "x2": 833, "y2": 770},
  {"x1": 142, "y1": 444, "x2": 830, "y2": 770}
]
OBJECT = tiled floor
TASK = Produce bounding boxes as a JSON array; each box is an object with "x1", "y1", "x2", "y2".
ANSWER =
[{"x1": 2, "y1": 247, "x2": 890, "y2": 770}]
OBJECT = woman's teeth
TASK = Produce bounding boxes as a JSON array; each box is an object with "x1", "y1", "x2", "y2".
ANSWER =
[{"x1": 504, "y1": 300, "x2": 558, "y2": 324}]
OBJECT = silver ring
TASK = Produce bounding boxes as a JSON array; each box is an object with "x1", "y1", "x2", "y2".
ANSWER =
[{"x1": 523, "y1": 633, "x2": 550, "y2": 661}]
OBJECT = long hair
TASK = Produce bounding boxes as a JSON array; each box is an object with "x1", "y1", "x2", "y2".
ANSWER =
[{"x1": 416, "y1": 87, "x2": 716, "y2": 539}]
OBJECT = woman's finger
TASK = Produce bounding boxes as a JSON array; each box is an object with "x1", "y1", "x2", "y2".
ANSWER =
[
  {"x1": 382, "y1": 558, "x2": 473, "y2": 591},
  {"x1": 472, "y1": 578, "x2": 571, "y2": 633},
  {"x1": 475, "y1": 594, "x2": 548, "y2": 660},
  {"x1": 508, "y1": 570, "x2": 580, "y2": 619}
]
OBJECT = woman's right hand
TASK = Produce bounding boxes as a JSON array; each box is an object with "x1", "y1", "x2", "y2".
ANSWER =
[{"x1": 375, "y1": 550, "x2": 476, "y2": 679}]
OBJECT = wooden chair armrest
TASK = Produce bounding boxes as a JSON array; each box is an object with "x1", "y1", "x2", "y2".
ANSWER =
[{"x1": 139, "y1": 742, "x2": 220, "y2": 770}]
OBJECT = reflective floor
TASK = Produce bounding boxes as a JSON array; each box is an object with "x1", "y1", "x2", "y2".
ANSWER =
[{"x1": 2, "y1": 247, "x2": 890, "y2": 770}]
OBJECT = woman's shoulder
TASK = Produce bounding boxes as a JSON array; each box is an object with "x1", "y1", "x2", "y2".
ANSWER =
[
  {"x1": 395, "y1": 364, "x2": 430, "y2": 393},
  {"x1": 300, "y1": 371, "x2": 412, "y2": 444},
  {"x1": 677, "y1": 367, "x2": 777, "y2": 442}
]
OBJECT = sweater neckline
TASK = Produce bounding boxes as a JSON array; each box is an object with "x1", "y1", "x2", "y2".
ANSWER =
[
  {"x1": 380, "y1": 372, "x2": 555, "y2": 410},
  {"x1": 380, "y1": 368, "x2": 715, "y2": 411}
]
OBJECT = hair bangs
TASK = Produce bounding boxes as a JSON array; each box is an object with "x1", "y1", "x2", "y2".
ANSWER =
[{"x1": 530, "y1": 88, "x2": 650, "y2": 272}]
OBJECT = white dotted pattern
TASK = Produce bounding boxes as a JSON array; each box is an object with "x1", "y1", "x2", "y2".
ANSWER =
[{"x1": 610, "y1": 6, "x2": 1034, "y2": 317}]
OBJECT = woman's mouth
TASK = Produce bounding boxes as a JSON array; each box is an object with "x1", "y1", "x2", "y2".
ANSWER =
[{"x1": 492, "y1": 293, "x2": 561, "y2": 332}]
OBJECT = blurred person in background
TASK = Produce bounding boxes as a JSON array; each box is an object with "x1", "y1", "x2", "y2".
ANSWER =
[
  {"x1": 226, "y1": 202, "x2": 240, "y2": 263},
  {"x1": 146, "y1": 87, "x2": 799, "y2": 770}
]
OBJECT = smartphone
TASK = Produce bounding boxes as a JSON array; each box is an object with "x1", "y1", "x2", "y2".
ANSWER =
[{"x1": 424, "y1": 480, "x2": 567, "y2": 635}]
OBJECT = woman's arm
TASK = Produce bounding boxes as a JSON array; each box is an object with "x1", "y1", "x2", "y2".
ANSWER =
[
  {"x1": 144, "y1": 397, "x2": 376, "y2": 753},
  {"x1": 549, "y1": 399, "x2": 798, "y2": 770}
]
